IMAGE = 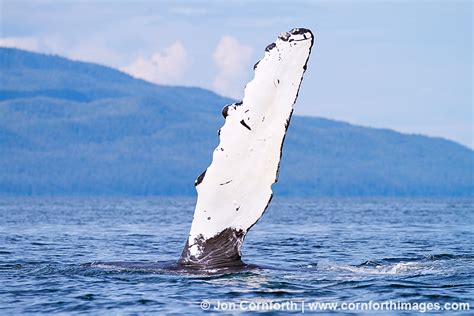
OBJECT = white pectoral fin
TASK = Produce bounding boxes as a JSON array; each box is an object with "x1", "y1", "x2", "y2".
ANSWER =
[{"x1": 180, "y1": 28, "x2": 314, "y2": 266}]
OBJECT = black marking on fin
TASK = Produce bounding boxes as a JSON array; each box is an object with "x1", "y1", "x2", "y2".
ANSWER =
[
  {"x1": 265, "y1": 43, "x2": 276, "y2": 52},
  {"x1": 240, "y1": 120, "x2": 252, "y2": 131},
  {"x1": 222, "y1": 105, "x2": 230, "y2": 118},
  {"x1": 219, "y1": 180, "x2": 232, "y2": 186},
  {"x1": 222, "y1": 101, "x2": 242, "y2": 119},
  {"x1": 279, "y1": 32, "x2": 291, "y2": 41},
  {"x1": 284, "y1": 111, "x2": 293, "y2": 131},
  {"x1": 290, "y1": 28, "x2": 312, "y2": 35},
  {"x1": 195, "y1": 170, "x2": 206, "y2": 186}
]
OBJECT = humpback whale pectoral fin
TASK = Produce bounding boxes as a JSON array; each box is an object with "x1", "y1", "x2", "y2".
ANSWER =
[{"x1": 180, "y1": 28, "x2": 313, "y2": 269}]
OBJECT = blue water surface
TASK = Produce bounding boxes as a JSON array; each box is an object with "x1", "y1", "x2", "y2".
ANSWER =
[{"x1": 0, "y1": 197, "x2": 473, "y2": 314}]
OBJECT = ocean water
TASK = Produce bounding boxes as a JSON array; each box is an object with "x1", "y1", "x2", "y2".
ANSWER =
[{"x1": 0, "y1": 197, "x2": 472, "y2": 314}]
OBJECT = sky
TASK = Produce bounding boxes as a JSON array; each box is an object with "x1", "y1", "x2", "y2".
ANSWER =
[{"x1": 0, "y1": 0, "x2": 472, "y2": 148}]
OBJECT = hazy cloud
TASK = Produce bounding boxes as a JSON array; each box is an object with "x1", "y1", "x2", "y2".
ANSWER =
[
  {"x1": 212, "y1": 36, "x2": 253, "y2": 99},
  {"x1": 170, "y1": 6, "x2": 208, "y2": 16},
  {"x1": 0, "y1": 35, "x2": 125, "y2": 66},
  {"x1": 0, "y1": 36, "x2": 75, "y2": 58},
  {"x1": 122, "y1": 41, "x2": 188, "y2": 85},
  {"x1": 0, "y1": 37, "x2": 42, "y2": 51}
]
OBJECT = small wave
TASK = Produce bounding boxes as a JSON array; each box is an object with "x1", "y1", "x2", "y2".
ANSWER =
[
  {"x1": 84, "y1": 261, "x2": 174, "y2": 272},
  {"x1": 315, "y1": 253, "x2": 468, "y2": 276},
  {"x1": 0, "y1": 263, "x2": 22, "y2": 270},
  {"x1": 358, "y1": 253, "x2": 474, "y2": 267},
  {"x1": 318, "y1": 260, "x2": 434, "y2": 275},
  {"x1": 422, "y1": 253, "x2": 474, "y2": 261}
]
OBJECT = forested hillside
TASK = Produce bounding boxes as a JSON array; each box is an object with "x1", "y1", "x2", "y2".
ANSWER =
[{"x1": 1, "y1": 48, "x2": 472, "y2": 196}]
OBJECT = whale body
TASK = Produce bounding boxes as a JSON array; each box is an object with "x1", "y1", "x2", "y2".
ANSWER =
[{"x1": 179, "y1": 28, "x2": 314, "y2": 268}]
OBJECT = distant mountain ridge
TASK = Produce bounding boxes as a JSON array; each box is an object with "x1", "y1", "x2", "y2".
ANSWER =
[{"x1": 0, "y1": 47, "x2": 472, "y2": 196}]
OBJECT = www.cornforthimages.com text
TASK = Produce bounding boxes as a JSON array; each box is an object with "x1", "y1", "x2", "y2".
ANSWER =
[{"x1": 200, "y1": 299, "x2": 470, "y2": 313}]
